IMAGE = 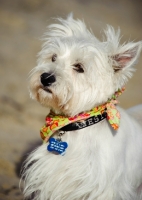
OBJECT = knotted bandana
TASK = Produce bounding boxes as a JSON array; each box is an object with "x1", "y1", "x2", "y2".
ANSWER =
[{"x1": 40, "y1": 87, "x2": 125, "y2": 142}]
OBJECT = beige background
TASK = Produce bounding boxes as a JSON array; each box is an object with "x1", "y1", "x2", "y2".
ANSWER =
[{"x1": 0, "y1": 0, "x2": 142, "y2": 199}]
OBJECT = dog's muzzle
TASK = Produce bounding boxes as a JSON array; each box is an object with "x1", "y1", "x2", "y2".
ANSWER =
[{"x1": 40, "y1": 72, "x2": 56, "y2": 87}]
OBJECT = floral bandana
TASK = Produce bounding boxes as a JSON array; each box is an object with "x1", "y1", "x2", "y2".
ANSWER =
[{"x1": 40, "y1": 87, "x2": 125, "y2": 142}]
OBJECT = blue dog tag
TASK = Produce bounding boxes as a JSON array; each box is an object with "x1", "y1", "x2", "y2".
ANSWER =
[{"x1": 47, "y1": 137, "x2": 68, "y2": 156}]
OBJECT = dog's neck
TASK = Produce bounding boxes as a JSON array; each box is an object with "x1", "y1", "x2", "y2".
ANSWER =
[{"x1": 40, "y1": 88, "x2": 125, "y2": 142}]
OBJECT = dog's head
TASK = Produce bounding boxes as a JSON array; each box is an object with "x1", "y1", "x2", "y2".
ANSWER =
[{"x1": 29, "y1": 14, "x2": 141, "y2": 116}]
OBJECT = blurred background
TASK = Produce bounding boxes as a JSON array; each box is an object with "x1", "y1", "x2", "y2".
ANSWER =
[{"x1": 0, "y1": 0, "x2": 142, "y2": 199}]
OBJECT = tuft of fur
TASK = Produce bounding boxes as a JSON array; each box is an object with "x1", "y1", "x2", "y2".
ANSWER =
[{"x1": 22, "y1": 15, "x2": 142, "y2": 200}]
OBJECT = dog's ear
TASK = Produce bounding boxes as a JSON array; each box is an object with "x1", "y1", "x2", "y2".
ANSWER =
[
  {"x1": 104, "y1": 26, "x2": 142, "y2": 74},
  {"x1": 104, "y1": 26, "x2": 142, "y2": 88},
  {"x1": 111, "y1": 42, "x2": 142, "y2": 73}
]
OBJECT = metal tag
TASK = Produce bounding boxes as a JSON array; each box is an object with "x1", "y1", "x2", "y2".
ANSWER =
[{"x1": 47, "y1": 137, "x2": 68, "y2": 156}]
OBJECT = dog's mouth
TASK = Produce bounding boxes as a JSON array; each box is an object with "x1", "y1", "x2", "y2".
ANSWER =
[
  {"x1": 43, "y1": 87, "x2": 52, "y2": 94},
  {"x1": 42, "y1": 87, "x2": 52, "y2": 94}
]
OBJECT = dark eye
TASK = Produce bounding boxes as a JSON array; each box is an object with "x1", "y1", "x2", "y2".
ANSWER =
[
  {"x1": 52, "y1": 54, "x2": 57, "y2": 62},
  {"x1": 73, "y1": 63, "x2": 84, "y2": 73}
]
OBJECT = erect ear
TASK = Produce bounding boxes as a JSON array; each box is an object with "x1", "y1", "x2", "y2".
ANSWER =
[{"x1": 111, "y1": 42, "x2": 142, "y2": 73}]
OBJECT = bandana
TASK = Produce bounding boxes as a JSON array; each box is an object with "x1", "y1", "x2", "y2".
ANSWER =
[{"x1": 40, "y1": 87, "x2": 125, "y2": 142}]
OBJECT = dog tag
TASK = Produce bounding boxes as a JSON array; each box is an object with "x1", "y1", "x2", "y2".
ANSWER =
[{"x1": 47, "y1": 137, "x2": 68, "y2": 156}]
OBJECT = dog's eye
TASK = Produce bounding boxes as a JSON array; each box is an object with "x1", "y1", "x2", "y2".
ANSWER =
[
  {"x1": 51, "y1": 54, "x2": 57, "y2": 62},
  {"x1": 73, "y1": 63, "x2": 84, "y2": 73}
]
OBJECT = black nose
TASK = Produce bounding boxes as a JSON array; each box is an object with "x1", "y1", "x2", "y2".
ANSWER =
[{"x1": 40, "y1": 73, "x2": 56, "y2": 86}]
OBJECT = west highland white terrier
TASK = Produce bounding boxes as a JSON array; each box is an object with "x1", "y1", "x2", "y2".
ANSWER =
[{"x1": 22, "y1": 15, "x2": 142, "y2": 200}]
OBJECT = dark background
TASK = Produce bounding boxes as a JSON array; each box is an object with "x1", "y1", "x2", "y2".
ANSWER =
[{"x1": 0, "y1": 0, "x2": 142, "y2": 199}]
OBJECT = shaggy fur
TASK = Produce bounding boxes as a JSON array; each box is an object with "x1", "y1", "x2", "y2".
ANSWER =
[{"x1": 22, "y1": 15, "x2": 142, "y2": 200}]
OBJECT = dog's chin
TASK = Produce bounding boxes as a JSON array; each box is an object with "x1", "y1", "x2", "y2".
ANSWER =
[
  {"x1": 35, "y1": 87, "x2": 65, "y2": 114},
  {"x1": 34, "y1": 87, "x2": 53, "y2": 105},
  {"x1": 33, "y1": 86, "x2": 79, "y2": 116}
]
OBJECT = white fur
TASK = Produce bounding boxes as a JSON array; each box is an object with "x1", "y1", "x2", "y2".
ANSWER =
[{"x1": 22, "y1": 15, "x2": 142, "y2": 200}]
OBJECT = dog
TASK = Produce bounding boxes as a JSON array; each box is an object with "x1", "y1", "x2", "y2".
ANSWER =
[{"x1": 22, "y1": 14, "x2": 142, "y2": 200}]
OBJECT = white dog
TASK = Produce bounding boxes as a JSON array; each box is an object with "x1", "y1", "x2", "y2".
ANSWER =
[{"x1": 22, "y1": 15, "x2": 142, "y2": 200}]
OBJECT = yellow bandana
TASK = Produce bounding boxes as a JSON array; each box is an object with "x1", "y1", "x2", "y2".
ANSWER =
[{"x1": 40, "y1": 87, "x2": 125, "y2": 142}]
